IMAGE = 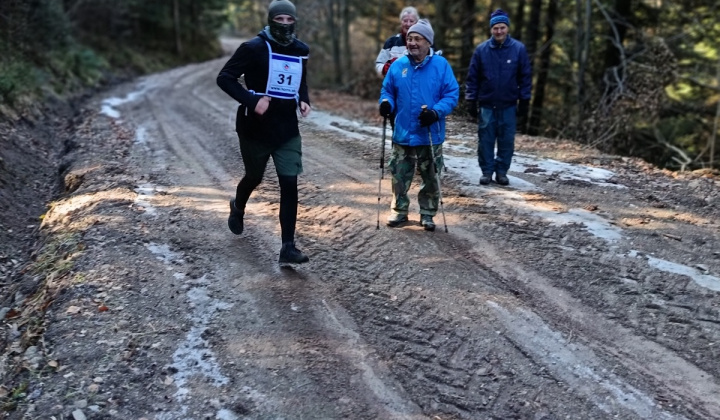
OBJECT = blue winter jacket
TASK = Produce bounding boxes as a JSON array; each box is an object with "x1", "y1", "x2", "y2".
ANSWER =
[
  {"x1": 379, "y1": 50, "x2": 459, "y2": 146},
  {"x1": 465, "y1": 36, "x2": 532, "y2": 109}
]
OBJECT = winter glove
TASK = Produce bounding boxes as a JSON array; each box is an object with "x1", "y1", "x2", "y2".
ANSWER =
[
  {"x1": 418, "y1": 108, "x2": 439, "y2": 127},
  {"x1": 379, "y1": 100, "x2": 393, "y2": 118},
  {"x1": 466, "y1": 100, "x2": 478, "y2": 119},
  {"x1": 517, "y1": 99, "x2": 530, "y2": 119},
  {"x1": 382, "y1": 57, "x2": 398, "y2": 76}
]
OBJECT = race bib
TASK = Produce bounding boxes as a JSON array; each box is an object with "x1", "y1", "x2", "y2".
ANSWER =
[{"x1": 265, "y1": 48, "x2": 302, "y2": 99}]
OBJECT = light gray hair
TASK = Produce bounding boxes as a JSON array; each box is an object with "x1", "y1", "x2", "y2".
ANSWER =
[{"x1": 399, "y1": 6, "x2": 419, "y2": 21}]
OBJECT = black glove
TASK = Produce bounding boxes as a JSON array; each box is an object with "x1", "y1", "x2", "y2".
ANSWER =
[
  {"x1": 379, "y1": 100, "x2": 392, "y2": 118},
  {"x1": 517, "y1": 99, "x2": 530, "y2": 119},
  {"x1": 418, "y1": 108, "x2": 439, "y2": 127},
  {"x1": 466, "y1": 100, "x2": 478, "y2": 119}
]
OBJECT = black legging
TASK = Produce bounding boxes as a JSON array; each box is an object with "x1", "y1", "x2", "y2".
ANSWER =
[{"x1": 235, "y1": 174, "x2": 297, "y2": 244}]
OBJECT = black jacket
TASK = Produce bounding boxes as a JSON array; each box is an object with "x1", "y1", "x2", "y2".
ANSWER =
[{"x1": 217, "y1": 30, "x2": 310, "y2": 144}]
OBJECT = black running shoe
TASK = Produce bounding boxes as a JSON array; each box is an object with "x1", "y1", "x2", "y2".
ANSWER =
[
  {"x1": 279, "y1": 242, "x2": 310, "y2": 264},
  {"x1": 479, "y1": 175, "x2": 492, "y2": 185},
  {"x1": 228, "y1": 199, "x2": 244, "y2": 235},
  {"x1": 496, "y1": 174, "x2": 509, "y2": 186}
]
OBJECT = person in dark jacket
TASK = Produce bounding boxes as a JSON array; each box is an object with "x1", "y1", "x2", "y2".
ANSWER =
[
  {"x1": 379, "y1": 20, "x2": 459, "y2": 231},
  {"x1": 217, "y1": 0, "x2": 311, "y2": 264},
  {"x1": 374, "y1": 6, "x2": 419, "y2": 76},
  {"x1": 465, "y1": 9, "x2": 532, "y2": 186}
]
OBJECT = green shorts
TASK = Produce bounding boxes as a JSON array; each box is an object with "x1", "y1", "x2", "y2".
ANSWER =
[{"x1": 238, "y1": 134, "x2": 303, "y2": 178}]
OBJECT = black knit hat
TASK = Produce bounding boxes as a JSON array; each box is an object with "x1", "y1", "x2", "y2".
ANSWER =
[{"x1": 268, "y1": 0, "x2": 296, "y2": 21}]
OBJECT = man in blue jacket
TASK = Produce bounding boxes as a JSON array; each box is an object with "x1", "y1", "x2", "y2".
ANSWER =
[
  {"x1": 217, "y1": 0, "x2": 311, "y2": 264},
  {"x1": 379, "y1": 19, "x2": 459, "y2": 231},
  {"x1": 465, "y1": 9, "x2": 532, "y2": 186}
]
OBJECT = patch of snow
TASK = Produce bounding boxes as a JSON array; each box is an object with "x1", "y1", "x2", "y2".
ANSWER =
[
  {"x1": 100, "y1": 82, "x2": 150, "y2": 119},
  {"x1": 170, "y1": 282, "x2": 233, "y2": 400},
  {"x1": 216, "y1": 409, "x2": 240, "y2": 420},
  {"x1": 146, "y1": 243, "x2": 184, "y2": 265},
  {"x1": 513, "y1": 154, "x2": 625, "y2": 188},
  {"x1": 134, "y1": 183, "x2": 157, "y2": 216},
  {"x1": 134, "y1": 125, "x2": 148, "y2": 145}
]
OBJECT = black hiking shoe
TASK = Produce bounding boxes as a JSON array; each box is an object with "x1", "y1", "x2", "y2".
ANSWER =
[
  {"x1": 420, "y1": 215, "x2": 436, "y2": 231},
  {"x1": 279, "y1": 242, "x2": 310, "y2": 264},
  {"x1": 386, "y1": 214, "x2": 408, "y2": 227},
  {"x1": 479, "y1": 175, "x2": 492, "y2": 185},
  {"x1": 496, "y1": 174, "x2": 509, "y2": 186},
  {"x1": 228, "y1": 199, "x2": 244, "y2": 235}
]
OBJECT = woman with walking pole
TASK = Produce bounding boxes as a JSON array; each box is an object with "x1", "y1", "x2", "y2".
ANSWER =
[{"x1": 378, "y1": 19, "x2": 458, "y2": 231}]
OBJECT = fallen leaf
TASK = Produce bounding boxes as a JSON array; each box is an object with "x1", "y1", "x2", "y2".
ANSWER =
[
  {"x1": 5, "y1": 309, "x2": 20, "y2": 319},
  {"x1": 47, "y1": 360, "x2": 59, "y2": 368},
  {"x1": 98, "y1": 305, "x2": 109, "y2": 312},
  {"x1": 66, "y1": 306, "x2": 81, "y2": 314}
]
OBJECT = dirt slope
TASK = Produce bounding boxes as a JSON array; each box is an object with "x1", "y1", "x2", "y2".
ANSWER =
[{"x1": 1, "y1": 44, "x2": 720, "y2": 420}]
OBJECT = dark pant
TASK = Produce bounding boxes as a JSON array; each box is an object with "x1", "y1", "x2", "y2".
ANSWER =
[
  {"x1": 477, "y1": 106, "x2": 516, "y2": 176},
  {"x1": 235, "y1": 134, "x2": 303, "y2": 243}
]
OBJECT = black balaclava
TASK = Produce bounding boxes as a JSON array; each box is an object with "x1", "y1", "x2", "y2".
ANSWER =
[{"x1": 267, "y1": 0, "x2": 296, "y2": 45}]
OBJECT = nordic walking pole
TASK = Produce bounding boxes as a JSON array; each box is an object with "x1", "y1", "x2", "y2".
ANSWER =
[
  {"x1": 422, "y1": 105, "x2": 448, "y2": 233},
  {"x1": 377, "y1": 101, "x2": 388, "y2": 229}
]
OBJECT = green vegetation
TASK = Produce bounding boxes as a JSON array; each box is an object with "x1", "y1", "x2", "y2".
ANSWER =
[{"x1": 0, "y1": 0, "x2": 226, "y2": 117}]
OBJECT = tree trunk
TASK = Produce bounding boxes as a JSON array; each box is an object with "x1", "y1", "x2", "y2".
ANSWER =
[
  {"x1": 460, "y1": 0, "x2": 476, "y2": 75},
  {"x1": 514, "y1": 0, "x2": 526, "y2": 42},
  {"x1": 525, "y1": 0, "x2": 542, "y2": 60},
  {"x1": 375, "y1": 0, "x2": 383, "y2": 49},
  {"x1": 601, "y1": 0, "x2": 632, "y2": 81},
  {"x1": 711, "y1": 55, "x2": 720, "y2": 168},
  {"x1": 434, "y1": 0, "x2": 449, "y2": 52},
  {"x1": 528, "y1": 0, "x2": 557, "y2": 136},
  {"x1": 575, "y1": 0, "x2": 590, "y2": 128},
  {"x1": 173, "y1": 0, "x2": 182, "y2": 56},
  {"x1": 326, "y1": 0, "x2": 342, "y2": 85},
  {"x1": 342, "y1": 0, "x2": 351, "y2": 76}
]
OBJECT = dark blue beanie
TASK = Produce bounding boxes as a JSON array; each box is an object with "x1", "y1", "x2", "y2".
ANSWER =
[{"x1": 490, "y1": 9, "x2": 510, "y2": 28}]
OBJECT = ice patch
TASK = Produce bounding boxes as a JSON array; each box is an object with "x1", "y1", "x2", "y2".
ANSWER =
[
  {"x1": 100, "y1": 82, "x2": 149, "y2": 119},
  {"x1": 625, "y1": 251, "x2": 720, "y2": 292},
  {"x1": 146, "y1": 242, "x2": 184, "y2": 265},
  {"x1": 145, "y1": 241, "x2": 234, "y2": 413},
  {"x1": 170, "y1": 281, "x2": 233, "y2": 400},
  {"x1": 306, "y1": 111, "x2": 367, "y2": 140},
  {"x1": 134, "y1": 183, "x2": 157, "y2": 216},
  {"x1": 135, "y1": 125, "x2": 148, "y2": 145},
  {"x1": 513, "y1": 154, "x2": 625, "y2": 188},
  {"x1": 216, "y1": 409, "x2": 240, "y2": 420}
]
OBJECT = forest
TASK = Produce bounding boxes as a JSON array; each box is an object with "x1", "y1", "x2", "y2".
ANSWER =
[{"x1": 1, "y1": 0, "x2": 719, "y2": 171}]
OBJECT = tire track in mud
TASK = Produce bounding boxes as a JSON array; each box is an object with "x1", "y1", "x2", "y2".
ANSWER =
[
  {"x1": 103, "y1": 56, "x2": 719, "y2": 419},
  {"x1": 294, "y1": 123, "x2": 705, "y2": 419}
]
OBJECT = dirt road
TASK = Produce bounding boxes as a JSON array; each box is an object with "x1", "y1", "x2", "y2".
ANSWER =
[{"x1": 3, "y1": 43, "x2": 720, "y2": 419}]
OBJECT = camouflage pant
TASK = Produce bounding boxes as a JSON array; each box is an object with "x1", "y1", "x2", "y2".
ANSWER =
[{"x1": 388, "y1": 143, "x2": 443, "y2": 216}]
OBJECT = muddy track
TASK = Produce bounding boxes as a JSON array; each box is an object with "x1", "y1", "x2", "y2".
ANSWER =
[{"x1": 15, "y1": 48, "x2": 720, "y2": 419}]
